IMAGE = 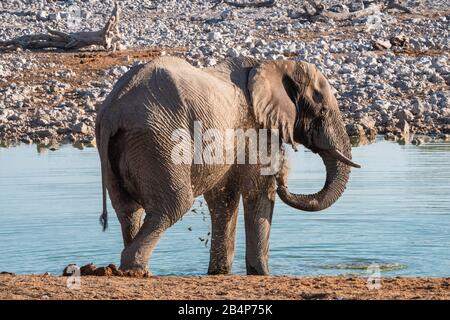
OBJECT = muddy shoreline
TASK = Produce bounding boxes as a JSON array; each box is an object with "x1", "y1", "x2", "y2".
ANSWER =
[{"x1": 0, "y1": 274, "x2": 449, "y2": 300}]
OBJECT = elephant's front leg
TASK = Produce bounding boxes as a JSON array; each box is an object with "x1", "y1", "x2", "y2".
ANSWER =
[
  {"x1": 242, "y1": 184, "x2": 275, "y2": 275},
  {"x1": 204, "y1": 183, "x2": 240, "y2": 275}
]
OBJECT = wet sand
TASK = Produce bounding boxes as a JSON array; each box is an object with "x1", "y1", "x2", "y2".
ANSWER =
[{"x1": 0, "y1": 275, "x2": 449, "y2": 300}]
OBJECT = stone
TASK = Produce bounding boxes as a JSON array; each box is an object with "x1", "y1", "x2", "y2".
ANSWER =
[
  {"x1": 57, "y1": 127, "x2": 72, "y2": 134},
  {"x1": 359, "y1": 116, "x2": 376, "y2": 130},
  {"x1": 346, "y1": 123, "x2": 365, "y2": 137},
  {"x1": 428, "y1": 72, "x2": 444, "y2": 84},
  {"x1": 390, "y1": 33, "x2": 408, "y2": 47},
  {"x1": 205, "y1": 57, "x2": 217, "y2": 66},
  {"x1": 80, "y1": 263, "x2": 97, "y2": 276},
  {"x1": 384, "y1": 132, "x2": 397, "y2": 141},
  {"x1": 373, "y1": 39, "x2": 392, "y2": 50},
  {"x1": 392, "y1": 80, "x2": 410, "y2": 91},
  {"x1": 207, "y1": 32, "x2": 222, "y2": 41},
  {"x1": 372, "y1": 99, "x2": 390, "y2": 111},
  {"x1": 244, "y1": 36, "x2": 254, "y2": 47},
  {"x1": 221, "y1": 9, "x2": 237, "y2": 21},
  {"x1": 411, "y1": 99, "x2": 425, "y2": 115},
  {"x1": 279, "y1": 25, "x2": 292, "y2": 34},
  {"x1": 72, "y1": 122, "x2": 89, "y2": 134},
  {"x1": 95, "y1": 266, "x2": 113, "y2": 276},
  {"x1": 62, "y1": 264, "x2": 78, "y2": 276},
  {"x1": 7, "y1": 114, "x2": 20, "y2": 121},
  {"x1": 36, "y1": 10, "x2": 48, "y2": 21},
  {"x1": 397, "y1": 109, "x2": 414, "y2": 122},
  {"x1": 48, "y1": 12, "x2": 62, "y2": 21},
  {"x1": 20, "y1": 137, "x2": 32, "y2": 144},
  {"x1": 411, "y1": 137, "x2": 424, "y2": 145},
  {"x1": 35, "y1": 129, "x2": 55, "y2": 138},
  {"x1": 85, "y1": 99, "x2": 96, "y2": 112},
  {"x1": 396, "y1": 119, "x2": 410, "y2": 137},
  {"x1": 226, "y1": 47, "x2": 240, "y2": 58}
]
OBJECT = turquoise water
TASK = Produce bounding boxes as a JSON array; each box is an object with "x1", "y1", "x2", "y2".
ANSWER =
[{"x1": 0, "y1": 138, "x2": 449, "y2": 276}]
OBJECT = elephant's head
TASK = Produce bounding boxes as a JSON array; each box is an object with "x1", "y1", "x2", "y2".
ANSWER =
[{"x1": 248, "y1": 60, "x2": 360, "y2": 211}]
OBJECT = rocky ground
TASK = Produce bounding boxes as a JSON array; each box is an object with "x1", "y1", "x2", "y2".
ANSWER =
[
  {"x1": 0, "y1": 0, "x2": 449, "y2": 149},
  {"x1": 0, "y1": 274, "x2": 449, "y2": 299}
]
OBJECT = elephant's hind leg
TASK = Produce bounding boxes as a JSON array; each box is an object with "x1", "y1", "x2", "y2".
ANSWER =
[
  {"x1": 204, "y1": 179, "x2": 240, "y2": 275},
  {"x1": 119, "y1": 179, "x2": 194, "y2": 275},
  {"x1": 107, "y1": 133, "x2": 145, "y2": 248},
  {"x1": 106, "y1": 169, "x2": 144, "y2": 247},
  {"x1": 112, "y1": 131, "x2": 194, "y2": 275}
]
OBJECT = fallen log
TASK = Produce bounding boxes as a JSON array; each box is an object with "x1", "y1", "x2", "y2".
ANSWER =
[
  {"x1": 291, "y1": 0, "x2": 413, "y2": 22},
  {"x1": 212, "y1": 0, "x2": 276, "y2": 9},
  {"x1": 384, "y1": 0, "x2": 412, "y2": 13},
  {"x1": 320, "y1": 4, "x2": 381, "y2": 21},
  {"x1": 0, "y1": 2, "x2": 121, "y2": 51}
]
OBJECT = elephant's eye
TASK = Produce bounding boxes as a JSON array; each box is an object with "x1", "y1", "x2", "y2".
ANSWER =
[{"x1": 312, "y1": 90, "x2": 323, "y2": 104}]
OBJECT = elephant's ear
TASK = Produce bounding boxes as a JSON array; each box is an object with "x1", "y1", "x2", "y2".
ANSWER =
[{"x1": 248, "y1": 61, "x2": 298, "y2": 149}]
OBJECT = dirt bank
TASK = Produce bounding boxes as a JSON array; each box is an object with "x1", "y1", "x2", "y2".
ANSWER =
[
  {"x1": 1, "y1": 2, "x2": 449, "y2": 148},
  {"x1": 0, "y1": 275, "x2": 449, "y2": 300}
]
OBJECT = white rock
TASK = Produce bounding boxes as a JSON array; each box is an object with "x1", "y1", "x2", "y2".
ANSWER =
[
  {"x1": 411, "y1": 99, "x2": 425, "y2": 115},
  {"x1": 207, "y1": 32, "x2": 222, "y2": 42},
  {"x1": 36, "y1": 10, "x2": 48, "y2": 21},
  {"x1": 48, "y1": 12, "x2": 62, "y2": 21},
  {"x1": 226, "y1": 47, "x2": 240, "y2": 58},
  {"x1": 244, "y1": 36, "x2": 254, "y2": 46},
  {"x1": 205, "y1": 57, "x2": 217, "y2": 66},
  {"x1": 221, "y1": 9, "x2": 237, "y2": 21}
]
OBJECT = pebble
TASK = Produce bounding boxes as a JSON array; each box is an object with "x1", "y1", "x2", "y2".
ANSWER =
[
  {"x1": 207, "y1": 32, "x2": 222, "y2": 41},
  {"x1": 72, "y1": 122, "x2": 89, "y2": 135}
]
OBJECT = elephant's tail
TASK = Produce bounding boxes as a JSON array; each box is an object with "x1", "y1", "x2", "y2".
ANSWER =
[{"x1": 96, "y1": 114, "x2": 111, "y2": 232}]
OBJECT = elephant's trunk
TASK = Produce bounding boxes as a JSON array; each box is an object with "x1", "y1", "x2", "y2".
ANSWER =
[{"x1": 276, "y1": 145, "x2": 358, "y2": 212}]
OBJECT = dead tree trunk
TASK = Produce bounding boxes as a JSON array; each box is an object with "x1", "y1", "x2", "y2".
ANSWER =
[
  {"x1": 0, "y1": 2, "x2": 121, "y2": 51},
  {"x1": 291, "y1": 0, "x2": 413, "y2": 22},
  {"x1": 212, "y1": 0, "x2": 276, "y2": 9}
]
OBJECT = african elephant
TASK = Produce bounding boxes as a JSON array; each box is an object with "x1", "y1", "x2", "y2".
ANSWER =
[{"x1": 95, "y1": 56, "x2": 360, "y2": 276}]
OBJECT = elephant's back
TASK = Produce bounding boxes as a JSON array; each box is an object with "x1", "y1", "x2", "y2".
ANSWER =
[{"x1": 101, "y1": 56, "x2": 243, "y2": 128}]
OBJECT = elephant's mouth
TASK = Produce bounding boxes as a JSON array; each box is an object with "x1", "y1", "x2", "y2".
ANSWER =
[{"x1": 276, "y1": 146, "x2": 360, "y2": 212}]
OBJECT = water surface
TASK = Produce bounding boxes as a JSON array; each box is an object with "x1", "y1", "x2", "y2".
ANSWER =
[{"x1": 0, "y1": 138, "x2": 449, "y2": 276}]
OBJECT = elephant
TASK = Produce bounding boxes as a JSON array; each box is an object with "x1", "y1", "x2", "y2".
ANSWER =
[{"x1": 95, "y1": 56, "x2": 360, "y2": 276}]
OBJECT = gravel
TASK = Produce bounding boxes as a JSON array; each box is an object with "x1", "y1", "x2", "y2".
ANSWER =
[{"x1": 0, "y1": 0, "x2": 449, "y2": 148}]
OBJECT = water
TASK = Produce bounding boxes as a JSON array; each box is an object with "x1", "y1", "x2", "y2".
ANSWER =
[{"x1": 0, "y1": 138, "x2": 449, "y2": 276}]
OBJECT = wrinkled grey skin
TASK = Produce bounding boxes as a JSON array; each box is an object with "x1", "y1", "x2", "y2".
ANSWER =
[{"x1": 95, "y1": 56, "x2": 359, "y2": 276}]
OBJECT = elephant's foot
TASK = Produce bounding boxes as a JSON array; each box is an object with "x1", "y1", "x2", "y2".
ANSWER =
[
  {"x1": 119, "y1": 262, "x2": 151, "y2": 278},
  {"x1": 208, "y1": 257, "x2": 233, "y2": 275},
  {"x1": 121, "y1": 268, "x2": 151, "y2": 278},
  {"x1": 120, "y1": 251, "x2": 151, "y2": 277},
  {"x1": 208, "y1": 265, "x2": 232, "y2": 275},
  {"x1": 246, "y1": 260, "x2": 269, "y2": 276}
]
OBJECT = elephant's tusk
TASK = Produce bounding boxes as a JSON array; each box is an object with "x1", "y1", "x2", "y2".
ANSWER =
[{"x1": 327, "y1": 149, "x2": 361, "y2": 168}]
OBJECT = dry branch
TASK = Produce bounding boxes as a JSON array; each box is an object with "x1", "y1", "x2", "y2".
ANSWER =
[
  {"x1": 212, "y1": 0, "x2": 276, "y2": 9},
  {"x1": 320, "y1": 4, "x2": 381, "y2": 21},
  {"x1": 291, "y1": 0, "x2": 413, "y2": 22},
  {"x1": 0, "y1": 2, "x2": 121, "y2": 51},
  {"x1": 384, "y1": 0, "x2": 412, "y2": 13}
]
